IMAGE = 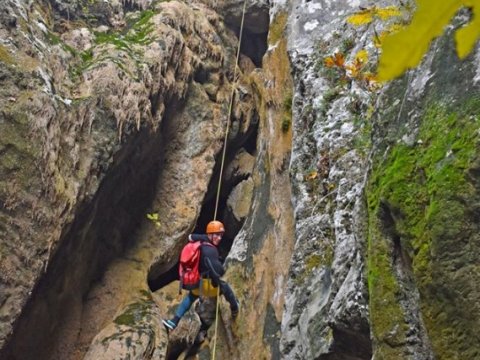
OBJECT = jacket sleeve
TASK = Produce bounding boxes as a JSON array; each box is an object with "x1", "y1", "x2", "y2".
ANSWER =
[{"x1": 201, "y1": 244, "x2": 225, "y2": 282}]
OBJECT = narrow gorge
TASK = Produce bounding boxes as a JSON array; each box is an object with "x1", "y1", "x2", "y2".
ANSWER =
[{"x1": 1, "y1": 0, "x2": 479, "y2": 359}]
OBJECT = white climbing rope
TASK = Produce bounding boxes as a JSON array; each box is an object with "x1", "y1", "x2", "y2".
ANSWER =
[{"x1": 211, "y1": 0, "x2": 248, "y2": 359}]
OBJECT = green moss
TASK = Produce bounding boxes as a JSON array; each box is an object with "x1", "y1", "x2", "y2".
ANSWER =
[
  {"x1": 227, "y1": 264, "x2": 248, "y2": 295},
  {"x1": 305, "y1": 254, "x2": 322, "y2": 271},
  {"x1": 94, "y1": 10, "x2": 156, "y2": 49},
  {"x1": 69, "y1": 9, "x2": 157, "y2": 79},
  {"x1": 268, "y1": 12, "x2": 288, "y2": 45},
  {"x1": 282, "y1": 91, "x2": 293, "y2": 133},
  {"x1": 283, "y1": 92, "x2": 292, "y2": 113},
  {"x1": 340, "y1": 38, "x2": 355, "y2": 53},
  {"x1": 0, "y1": 109, "x2": 39, "y2": 187},
  {"x1": 281, "y1": 116, "x2": 291, "y2": 133},
  {"x1": 367, "y1": 216, "x2": 408, "y2": 355},
  {"x1": 0, "y1": 45, "x2": 14, "y2": 65},
  {"x1": 367, "y1": 99, "x2": 480, "y2": 357},
  {"x1": 352, "y1": 117, "x2": 372, "y2": 156},
  {"x1": 306, "y1": 250, "x2": 333, "y2": 271},
  {"x1": 114, "y1": 299, "x2": 151, "y2": 326},
  {"x1": 319, "y1": 87, "x2": 342, "y2": 116},
  {"x1": 295, "y1": 248, "x2": 334, "y2": 286}
]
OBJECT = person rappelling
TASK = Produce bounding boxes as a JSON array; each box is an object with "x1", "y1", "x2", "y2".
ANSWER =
[
  {"x1": 162, "y1": 0, "x2": 246, "y2": 346},
  {"x1": 162, "y1": 220, "x2": 239, "y2": 331}
]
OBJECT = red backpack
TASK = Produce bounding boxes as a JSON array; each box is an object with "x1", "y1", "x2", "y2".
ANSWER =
[{"x1": 178, "y1": 239, "x2": 213, "y2": 290}]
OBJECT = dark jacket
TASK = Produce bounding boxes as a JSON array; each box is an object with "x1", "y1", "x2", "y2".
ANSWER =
[{"x1": 189, "y1": 234, "x2": 225, "y2": 284}]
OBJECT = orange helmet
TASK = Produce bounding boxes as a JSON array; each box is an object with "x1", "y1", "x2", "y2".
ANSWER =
[{"x1": 206, "y1": 220, "x2": 225, "y2": 234}]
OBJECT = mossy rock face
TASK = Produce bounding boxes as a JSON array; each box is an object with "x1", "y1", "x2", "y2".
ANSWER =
[
  {"x1": 84, "y1": 292, "x2": 168, "y2": 360},
  {"x1": 367, "y1": 98, "x2": 480, "y2": 359}
]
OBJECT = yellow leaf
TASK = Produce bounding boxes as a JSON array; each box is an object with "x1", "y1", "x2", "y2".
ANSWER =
[
  {"x1": 355, "y1": 49, "x2": 369, "y2": 64},
  {"x1": 347, "y1": 6, "x2": 401, "y2": 26},
  {"x1": 363, "y1": 72, "x2": 377, "y2": 82},
  {"x1": 306, "y1": 171, "x2": 318, "y2": 181},
  {"x1": 334, "y1": 52, "x2": 345, "y2": 67},
  {"x1": 375, "y1": 24, "x2": 404, "y2": 47},
  {"x1": 376, "y1": 6, "x2": 402, "y2": 20},
  {"x1": 324, "y1": 53, "x2": 345, "y2": 68},
  {"x1": 324, "y1": 56, "x2": 336, "y2": 68},
  {"x1": 347, "y1": 11, "x2": 374, "y2": 26},
  {"x1": 345, "y1": 64, "x2": 356, "y2": 76},
  {"x1": 378, "y1": 0, "x2": 462, "y2": 81},
  {"x1": 147, "y1": 212, "x2": 159, "y2": 221},
  {"x1": 455, "y1": 5, "x2": 480, "y2": 58}
]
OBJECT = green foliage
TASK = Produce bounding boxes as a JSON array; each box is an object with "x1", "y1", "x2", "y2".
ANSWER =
[
  {"x1": 46, "y1": 31, "x2": 77, "y2": 56},
  {"x1": 146, "y1": 212, "x2": 161, "y2": 228},
  {"x1": 71, "y1": 10, "x2": 157, "y2": 78},
  {"x1": 318, "y1": 87, "x2": 342, "y2": 116},
  {"x1": 323, "y1": 87, "x2": 341, "y2": 103},
  {"x1": 80, "y1": 48, "x2": 93, "y2": 63},
  {"x1": 367, "y1": 99, "x2": 480, "y2": 356},
  {"x1": 340, "y1": 37, "x2": 355, "y2": 53},
  {"x1": 378, "y1": 0, "x2": 480, "y2": 81},
  {"x1": 94, "y1": 11, "x2": 156, "y2": 49}
]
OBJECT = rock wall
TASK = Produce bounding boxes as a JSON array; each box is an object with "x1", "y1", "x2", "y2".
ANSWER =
[
  {"x1": 0, "y1": 0, "x2": 257, "y2": 358},
  {"x1": 366, "y1": 21, "x2": 480, "y2": 360},
  {"x1": 282, "y1": 0, "x2": 376, "y2": 358},
  {"x1": 283, "y1": 0, "x2": 480, "y2": 359},
  {"x1": 2, "y1": 0, "x2": 480, "y2": 359}
]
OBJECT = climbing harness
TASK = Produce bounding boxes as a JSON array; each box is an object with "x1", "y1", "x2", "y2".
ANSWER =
[{"x1": 211, "y1": 0, "x2": 248, "y2": 358}]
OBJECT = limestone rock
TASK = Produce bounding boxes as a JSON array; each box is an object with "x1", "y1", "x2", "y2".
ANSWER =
[
  {"x1": 227, "y1": 178, "x2": 254, "y2": 222},
  {"x1": 0, "y1": 0, "x2": 254, "y2": 358},
  {"x1": 83, "y1": 299, "x2": 168, "y2": 360},
  {"x1": 225, "y1": 148, "x2": 255, "y2": 185}
]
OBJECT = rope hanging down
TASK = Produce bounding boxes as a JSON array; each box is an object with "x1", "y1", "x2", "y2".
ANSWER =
[
  {"x1": 212, "y1": 0, "x2": 248, "y2": 222},
  {"x1": 211, "y1": 0, "x2": 248, "y2": 359}
]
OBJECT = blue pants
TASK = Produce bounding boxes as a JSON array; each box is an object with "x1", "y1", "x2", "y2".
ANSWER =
[{"x1": 175, "y1": 280, "x2": 238, "y2": 318}]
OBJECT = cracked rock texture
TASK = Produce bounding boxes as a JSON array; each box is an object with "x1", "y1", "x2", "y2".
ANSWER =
[
  {"x1": 283, "y1": 1, "x2": 480, "y2": 359},
  {"x1": 2, "y1": 0, "x2": 480, "y2": 359}
]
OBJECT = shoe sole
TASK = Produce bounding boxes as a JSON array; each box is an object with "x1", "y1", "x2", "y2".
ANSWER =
[{"x1": 162, "y1": 319, "x2": 176, "y2": 331}]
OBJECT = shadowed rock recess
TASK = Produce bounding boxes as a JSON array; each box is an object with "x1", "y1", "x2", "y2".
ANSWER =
[{"x1": 2, "y1": 0, "x2": 480, "y2": 359}]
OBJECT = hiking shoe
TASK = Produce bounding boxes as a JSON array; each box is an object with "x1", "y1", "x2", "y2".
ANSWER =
[
  {"x1": 162, "y1": 319, "x2": 177, "y2": 331},
  {"x1": 231, "y1": 300, "x2": 240, "y2": 319},
  {"x1": 195, "y1": 329, "x2": 208, "y2": 344}
]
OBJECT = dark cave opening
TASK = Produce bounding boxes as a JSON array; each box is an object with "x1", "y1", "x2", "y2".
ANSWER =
[
  {"x1": 2, "y1": 4, "x2": 268, "y2": 360},
  {"x1": 148, "y1": 98, "x2": 260, "y2": 294},
  {"x1": 239, "y1": 29, "x2": 268, "y2": 67},
  {"x1": 147, "y1": 137, "x2": 252, "y2": 292},
  {"x1": 147, "y1": 90, "x2": 259, "y2": 360},
  {"x1": 224, "y1": 5, "x2": 270, "y2": 68},
  {"x1": 2, "y1": 126, "x2": 166, "y2": 360}
]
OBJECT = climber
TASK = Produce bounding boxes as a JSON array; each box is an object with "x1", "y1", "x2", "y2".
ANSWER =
[{"x1": 162, "y1": 220, "x2": 239, "y2": 331}]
